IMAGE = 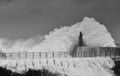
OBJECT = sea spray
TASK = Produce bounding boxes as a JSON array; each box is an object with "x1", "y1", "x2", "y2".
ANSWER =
[{"x1": 0, "y1": 17, "x2": 116, "y2": 76}]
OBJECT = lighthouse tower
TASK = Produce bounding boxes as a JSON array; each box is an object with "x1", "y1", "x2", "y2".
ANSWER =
[
  {"x1": 79, "y1": 32, "x2": 85, "y2": 47},
  {"x1": 70, "y1": 32, "x2": 85, "y2": 57}
]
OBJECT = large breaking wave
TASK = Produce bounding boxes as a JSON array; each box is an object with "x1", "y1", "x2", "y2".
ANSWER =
[{"x1": 0, "y1": 17, "x2": 116, "y2": 76}]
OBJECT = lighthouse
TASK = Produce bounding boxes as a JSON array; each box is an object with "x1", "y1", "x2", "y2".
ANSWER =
[{"x1": 79, "y1": 32, "x2": 85, "y2": 47}]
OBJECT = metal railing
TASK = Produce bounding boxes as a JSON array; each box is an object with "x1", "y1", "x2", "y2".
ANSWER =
[
  {"x1": 0, "y1": 47, "x2": 120, "y2": 60},
  {"x1": 0, "y1": 52, "x2": 71, "y2": 59}
]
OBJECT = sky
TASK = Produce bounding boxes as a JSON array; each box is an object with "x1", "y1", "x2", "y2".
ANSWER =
[{"x1": 0, "y1": 0, "x2": 120, "y2": 43}]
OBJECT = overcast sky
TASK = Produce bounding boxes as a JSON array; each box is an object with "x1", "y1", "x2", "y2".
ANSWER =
[{"x1": 0, "y1": 0, "x2": 120, "y2": 43}]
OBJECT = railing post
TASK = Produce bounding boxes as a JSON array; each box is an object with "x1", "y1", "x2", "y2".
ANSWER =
[
  {"x1": 97, "y1": 48, "x2": 100, "y2": 57},
  {"x1": 25, "y1": 52, "x2": 27, "y2": 59},
  {"x1": 53, "y1": 52, "x2": 54, "y2": 58},
  {"x1": 39, "y1": 52, "x2": 41, "y2": 58},
  {"x1": 33, "y1": 52, "x2": 34, "y2": 59},
  {"x1": 45, "y1": 52, "x2": 48, "y2": 58}
]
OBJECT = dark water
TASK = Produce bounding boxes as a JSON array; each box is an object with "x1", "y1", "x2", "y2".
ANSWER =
[
  {"x1": 0, "y1": 68, "x2": 60, "y2": 76},
  {"x1": 112, "y1": 61, "x2": 120, "y2": 76}
]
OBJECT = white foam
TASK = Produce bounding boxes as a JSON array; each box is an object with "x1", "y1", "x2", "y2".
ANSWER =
[{"x1": 0, "y1": 17, "x2": 116, "y2": 76}]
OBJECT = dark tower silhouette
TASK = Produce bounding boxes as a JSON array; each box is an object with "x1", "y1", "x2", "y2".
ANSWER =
[
  {"x1": 70, "y1": 31, "x2": 85, "y2": 57},
  {"x1": 79, "y1": 32, "x2": 84, "y2": 46}
]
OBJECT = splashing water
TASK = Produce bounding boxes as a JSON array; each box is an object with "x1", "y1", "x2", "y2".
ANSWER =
[{"x1": 0, "y1": 17, "x2": 116, "y2": 76}]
